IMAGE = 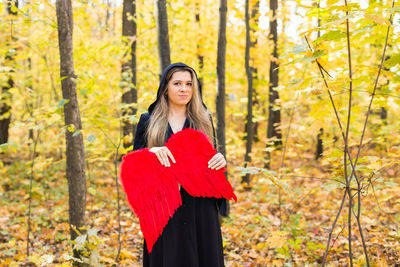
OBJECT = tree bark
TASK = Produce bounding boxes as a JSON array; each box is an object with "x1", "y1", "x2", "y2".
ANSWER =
[
  {"x1": 380, "y1": 53, "x2": 390, "y2": 123},
  {"x1": 242, "y1": 0, "x2": 253, "y2": 187},
  {"x1": 216, "y1": 0, "x2": 227, "y2": 158},
  {"x1": 316, "y1": 128, "x2": 323, "y2": 159},
  {"x1": 216, "y1": 0, "x2": 229, "y2": 214},
  {"x1": 56, "y1": 0, "x2": 87, "y2": 262},
  {"x1": 154, "y1": 0, "x2": 171, "y2": 77},
  {"x1": 265, "y1": 0, "x2": 282, "y2": 168},
  {"x1": 250, "y1": 0, "x2": 260, "y2": 143},
  {"x1": 195, "y1": 3, "x2": 204, "y2": 86},
  {"x1": 0, "y1": 0, "x2": 18, "y2": 145},
  {"x1": 122, "y1": 0, "x2": 137, "y2": 148},
  {"x1": 105, "y1": 0, "x2": 111, "y2": 31},
  {"x1": 316, "y1": 0, "x2": 323, "y2": 159}
]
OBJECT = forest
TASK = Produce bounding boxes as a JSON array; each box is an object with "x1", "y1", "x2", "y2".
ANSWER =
[{"x1": 0, "y1": 0, "x2": 399, "y2": 266}]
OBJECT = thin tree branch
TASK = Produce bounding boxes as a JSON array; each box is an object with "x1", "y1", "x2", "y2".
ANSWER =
[
  {"x1": 346, "y1": 0, "x2": 395, "y2": 186},
  {"x1": 347, "y1": 2, "x2": 395, "y2": 265},
  {"x1": 114, "y1": 125, "x2": 123, "y2": 262},
  {"x1": 332, "y1": 89, "x2": 400, "y2": 99},
  {"x1": 27, "y1": 129, "x2": 41, "y2": 256},
  {"x1": 343, "y1": 1, "x2": 354, "y2": 264},
  {"x1": 321, "y1": 188, "x2": 347, "y2": 265},
  {"x1": 279, "y1": 91, "x2": 299, "y2": 227},
  {"x1": 304, "y1": 37, "x2": 360, "y2": 185},
  {"x1": 327, "y1": 224, "x2": 346, "y2": 258}
]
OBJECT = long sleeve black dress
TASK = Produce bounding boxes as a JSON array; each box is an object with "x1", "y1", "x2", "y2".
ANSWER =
[{"x1": 133, "y1": 112, "x2": 226, "y2": 267}]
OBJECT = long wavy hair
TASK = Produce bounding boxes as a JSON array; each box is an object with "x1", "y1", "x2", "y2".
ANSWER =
[{"x1": 146, "y1": 66, "x2": 214, "y2": 147}]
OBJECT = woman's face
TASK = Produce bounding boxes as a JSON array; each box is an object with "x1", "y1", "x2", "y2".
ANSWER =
[{"x1": 166, "y1": 71, "x2": 193, "y2": 108}]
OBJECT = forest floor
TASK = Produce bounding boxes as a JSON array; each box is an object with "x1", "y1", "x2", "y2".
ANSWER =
[{"x1": 1, "y1": 147, "x2": 400, "y2": 266}]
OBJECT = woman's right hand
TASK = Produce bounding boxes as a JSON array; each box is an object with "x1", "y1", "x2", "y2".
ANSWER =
[{"x1": 149, "y1": 146, "x2": 176, "y2": 167}]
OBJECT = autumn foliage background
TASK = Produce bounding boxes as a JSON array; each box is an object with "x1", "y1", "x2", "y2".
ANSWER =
[{"x1": 1, "y1": 0, "x2": 400, "y2": 266}]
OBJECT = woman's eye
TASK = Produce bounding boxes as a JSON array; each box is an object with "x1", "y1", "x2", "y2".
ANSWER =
[{"x1": 187, "y1": 83, "x2": 192, "y2": 86}]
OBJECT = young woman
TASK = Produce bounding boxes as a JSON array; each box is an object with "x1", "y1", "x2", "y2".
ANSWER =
[{"x1": 133, "y1": 62, "x2": 228, "y2": 267}]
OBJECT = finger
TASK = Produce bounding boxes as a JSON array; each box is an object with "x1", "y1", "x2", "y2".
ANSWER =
[
  {"x1": 157, "y1": 150, "x2": 167, "y2": 166},
  {"x1": 208, "y1": 158, "x2": 216, "y2": 167},
  {"x1": 208, "y1": 154, "x2": 220, "y2": 166},
  {"x1": 209, "y1": 158, "x2": 222, "y2": 169},
  {"x1": 163, "y1": 150, "x2": 171, "y2": 167},
  {"x1": 160, "y1": 150, "x2": 170, "y2": 167},
  {"x1": 155, "y1": 152, "x2": 164, "y2": 166},
  {"x1": 207, "y1": 156, "x2": 215, "y2": 165},
  {"x1": 215, "y1": 160, "x2": 226, "y2": 170},
  {"x1": 210, "y1": 154, "x2": 224, "y2": 166},
  {"x1": 214, "y1": 155, "x2": 226, "y2": 169},
  {"x1": 166, "y1": 149, "x2": 176, "y2": 163}
]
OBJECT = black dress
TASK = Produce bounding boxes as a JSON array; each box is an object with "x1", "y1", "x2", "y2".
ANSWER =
[{"x1": 133, "y1": 112, "x2": 225, "y2": 267}]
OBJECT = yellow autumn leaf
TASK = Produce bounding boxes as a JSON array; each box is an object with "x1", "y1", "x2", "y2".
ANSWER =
[
  {"x1": 365, "y1": 14, "x2": 391, "y2": 26},
  {"x1": 119, "y1": 249, "x2": 137, "y2": 260},
  {"x1": 272, "y1": 259, "x2": 284, "y2": 266},
  {"x1": 28, "y1": 254, "x2": 42, "y2": 265},
  {"x1": 66, "y1": 124, "x2": 75, "y2": 132},
  {"x1": 266, "y1": 231, "x2": 288, "y2": 248},
  {"x1": 256, "y1": 242, "x2": 267, "y2": 250}
]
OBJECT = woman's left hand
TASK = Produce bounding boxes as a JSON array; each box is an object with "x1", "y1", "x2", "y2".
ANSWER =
[{"x1": 208, "y1": 152, "x2": 227, "y2": 170}]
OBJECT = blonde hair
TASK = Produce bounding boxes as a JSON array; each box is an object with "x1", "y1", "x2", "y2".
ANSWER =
[{"x1": 146, "y1": 66, "x2": 214, "y2": 147}]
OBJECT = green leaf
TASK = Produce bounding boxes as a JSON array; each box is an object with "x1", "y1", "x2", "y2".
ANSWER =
[
  {"x1": 87, "y1": 135, "x2": 96, "y2": 142},
  {"x1": 88, "y1": 187, "x2": 96, "y2": 196},
  {"x1": 385, "y1": 6, "x2": 400, "y2": 13},
  {"x1": 73, "y1": 234, "x2": 87, "y2": 250},
  {"x1": 57, "y1": 128, "x2": 66, "y2": 137},
  {"x1": 80, "y1": 88, "x2": 89, "y2": 95},
  {"x1": 384, "y1": 181, "x2": 398, "y2": 187},
  {"x1": 383, "y1": 54, "x2": 400, "y2": 68},
  {"x1": 0, "y1": 142, "x2": 17, "y2": 152},
  {"x1": 292, "y1": 44, "x2": 308, "y2": 54},
  {"x1": 318, "y1": 30, "x2": 347, "y2": 42},
  {"x1": 57, "y1": 98, "x2": 69, "y2": 108},
  {"x1": 72, "y1": 130, "x2": 81, "y2": 136}
]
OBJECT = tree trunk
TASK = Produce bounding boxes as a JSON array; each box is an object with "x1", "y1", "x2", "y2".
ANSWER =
[
  {"x1": 154, "y1": 0, "x2": 171, "y2": 77},
  {"x1": 380, "y1": 53, "x2": 390, "y2": 123},
  {"x1": 105, "y1": 0, "x2": 111, "y2": 31},
  {"x1": 122, "y1": 0, "x2": 137, "y2": 148},
  {"x1": 265, "y1": 0, "x2": 282, "y2": 168},
  {"x1": 316, "y1": 0, "x2": 323, "y2": 160},
  {"x1": 316, "y1": 128, "x2": 323, "y2": 160},
  {"x1": 216, "y1": 0, "x2": 230, "y2": 216},
  {"x1": 195, "y1": 3, "x2": 204, "y2": 86},
  {"x1": 250, "y1": 0, "x2": 260, "y2": 143},
  {"x1": 0, "y1": 0, "x2": 18, "y2": 145},
  {"x1": 0, "y1": 77, "x2": 13, "y2": 145},
  {"x1": 56, "y1": 0, "x2": 87, "y2": 262},
  {"x1": 216, "y1": 0, "x2": 227, "y2": 158},
  {"x1": 242, "y1": 0, "x2": 253, "y2": 187}
]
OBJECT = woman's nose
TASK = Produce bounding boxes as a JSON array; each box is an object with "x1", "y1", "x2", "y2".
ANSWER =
[{"x1": 179, "y1": 84, "x2": 190, "y2": 91}]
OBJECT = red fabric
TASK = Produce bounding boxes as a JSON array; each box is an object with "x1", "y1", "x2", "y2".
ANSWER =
[{"x1": 120, "y1": 128, "x2": 237, "y2": 253}]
